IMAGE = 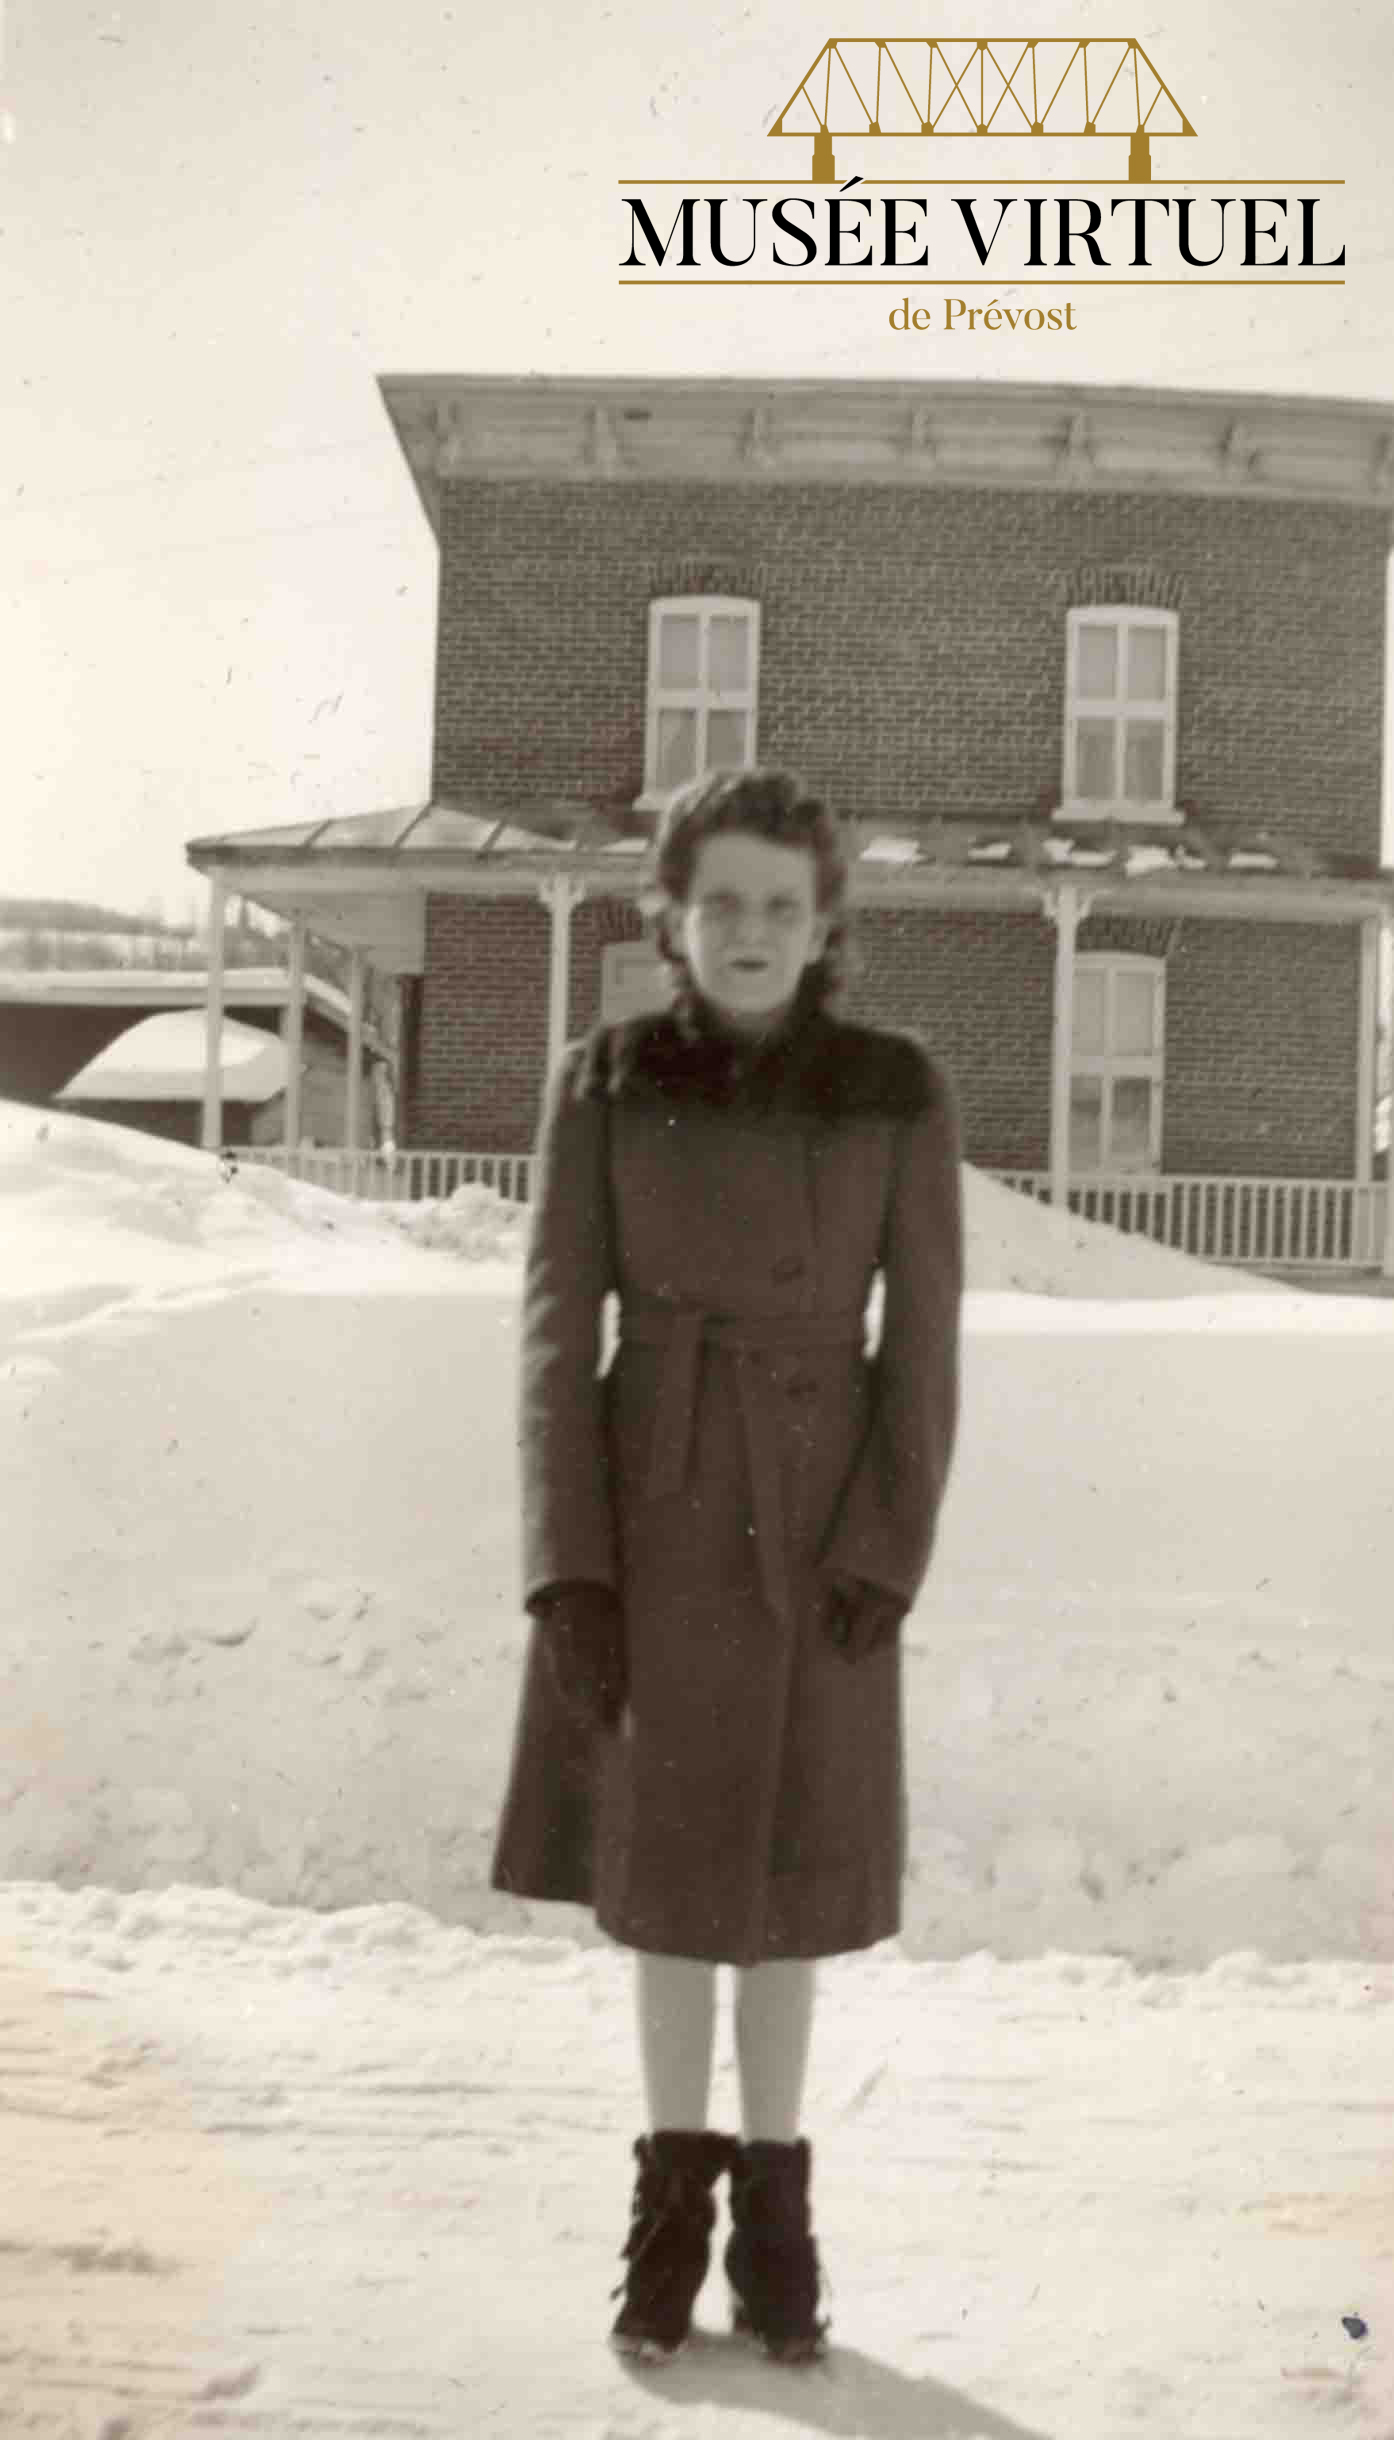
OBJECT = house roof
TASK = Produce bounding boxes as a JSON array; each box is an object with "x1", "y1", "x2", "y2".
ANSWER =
[
  {"x1": 377, "y1": 375, "x2": 1394, "y2": 535},
  {"x1": 0, "y1": 964, "x2": 373, "y2": 1038},
  {"x1": 187, "y1": 802, "x2": 620, "y2": 859},
  {"x1": 56, "y1": 1012, "x2": 289, "y2": 1106},
  {"x1": 185, "y1": 800, "x2": 1394, "y2": 972}
]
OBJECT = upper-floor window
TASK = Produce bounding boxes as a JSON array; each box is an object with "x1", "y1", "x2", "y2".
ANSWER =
[
  {"x1": 643, "y1": 597, "x2": 760, "y2": 800},
  {"x1": 1070, "y1": 954, "x2": 1165, "y2": 1173},
  {"x1": 1062, "y1": 606, "x2": 1179, "y2": 822}
]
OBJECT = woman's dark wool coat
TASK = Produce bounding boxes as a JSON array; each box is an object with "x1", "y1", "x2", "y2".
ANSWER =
[{"x1": 491, "y1": 996, "x2": 963, "y2": 1965}]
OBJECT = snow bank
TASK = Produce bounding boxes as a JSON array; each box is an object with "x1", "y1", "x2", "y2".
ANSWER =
[
  {"x1": 369, "y1": 1181, "x2": 531, "y2": 1264},
  {"x1": 3, "y1": 1096, "x2": 1277, "y2": 1314},
  {"x1": 0, "y1": 1099, "x2": 481, "y2": 1333},
  {"x1": 961, "y1": 1163, "x2": 1279, "y2": 1299},
  {"x1": 5, "y1": 1101, "x2": 1393, "y2": 1966},
  {"x1": 377, "y1": 1162, "x2": 1282, "y2": 1300}
]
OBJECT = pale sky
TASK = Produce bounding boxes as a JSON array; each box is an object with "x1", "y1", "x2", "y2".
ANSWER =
[{"x1": 1, "y1": 0, "x2": 1390, "y2": 916}]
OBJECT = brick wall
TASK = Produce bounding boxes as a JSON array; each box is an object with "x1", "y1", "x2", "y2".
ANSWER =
[
  {"x1": 433, "y1": 480, "x2": 1386, "y2": 857},
  {"x1": 413, "y1": 894, "x2": 657, "y2": 1144},
  {"x1": 414, "y1": 896, "x2": 551, "y2": 1150},
  {"x1": 414, "y1": 474, "x2": 1382, "y2": 1170},
  {"x1": 847, "y1": 908, "x2": 1055, "y2": 1169},
  {"x1": 1164, "y1": 920, "x2": 1358, "y2": 1175},
  {"x1": 409, "y1": 889, "x2": 1362, "y2": 1180}
]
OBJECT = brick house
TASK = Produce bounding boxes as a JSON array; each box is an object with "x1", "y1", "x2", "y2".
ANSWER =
[{"x1": 187, "y1": 376, "x2": 1394, "y2": 1267}]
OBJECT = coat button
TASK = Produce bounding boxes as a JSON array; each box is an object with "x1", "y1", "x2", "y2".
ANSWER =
[
  {"x1": 772, "y1": 1255, "x2": 805, "y2": 1282},
  {"x1": 787, "y1": 1374, "x2": 818, "y2": 1402}
]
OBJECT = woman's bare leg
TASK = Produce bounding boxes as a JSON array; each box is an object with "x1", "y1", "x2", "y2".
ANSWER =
[
  {"x1": 635, "y1": 1951, "x2": 719, "y2": 2130},
  {"x1": 733, "y1": 1959, "x2": 816, "y2": 2142}
]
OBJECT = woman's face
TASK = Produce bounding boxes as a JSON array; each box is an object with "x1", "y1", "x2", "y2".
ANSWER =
[{"x1": 674, "y1": 831, "x2": 829, "y2": 1030}]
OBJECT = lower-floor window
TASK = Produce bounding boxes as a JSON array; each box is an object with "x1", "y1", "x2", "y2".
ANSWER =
[
  {"x1": 600, "y1": 940, "x2": 672, "y2": 1024},
  {"x1": 1070, "y1": 954, "x2": 1165, "y2": 1172}
]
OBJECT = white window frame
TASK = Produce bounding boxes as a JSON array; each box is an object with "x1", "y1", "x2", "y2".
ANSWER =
[
  {"x1": 1070, "y1": 953, "x2": 1166, "y2": 1174},
  {"x1": 1061, "y1": 605, "x2": 1180, "y2": 824},
  {"x1": 599, "y1": 940, "x2": 673, "y2": 1024},
  {"x1": 640, "y1": 596, "x2": 760, "y2": 805}
]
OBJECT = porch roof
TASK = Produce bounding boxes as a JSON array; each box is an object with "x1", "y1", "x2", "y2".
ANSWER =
[
  {"x1": 187, "y1": 798, "x2": 1394, "y2": 879},
  {"x1": 186, "y1": 799, "x2": 1394, "y2": 973}
]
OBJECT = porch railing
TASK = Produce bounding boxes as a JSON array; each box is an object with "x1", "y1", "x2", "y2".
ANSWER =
[
  {"x1": 986, "y1": 1170, "x2": 1387, "y2": 1270},
  {"x1": 237, "y1": 1145, "x2": 536, "y2": 1205},
  {"x1": 234, "y1": 1146, "x2": 1385, "y2": 1270}
]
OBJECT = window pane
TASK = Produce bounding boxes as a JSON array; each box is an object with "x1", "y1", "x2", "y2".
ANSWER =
[
  {"x1": 1114, "y1": 968, "x2": 1159, "y2": 1056},
  {"x1": 1072, "y1": 968, "x2": 1107, "y2": 1055},
  {"x1": 707, "y1": 615, "x2": 750, "y2": 694},
  {"x1": 703, "y1": 708, "x2": 749, "y2": 771},
  {"x1": 1076, "y1": 623, "x2": 1117, "y2": 699},
  {"x1": 1123, "y1": 720, "x2": 1165, "y2": 803},
  {"x1": 1069, "y1": 1074, "x2": 1104, "y2": 1172},
  {"x1": 601, "y1": 943, "x2": 673, "y2": 1024},
  {"x1": 1075, "y1": 720, "x2": 1116, "y2": 801},
  {"x1": 657, "y1": 614, "x2": 700, "y2": 690},
  {"x1": 1125, "y1": 624, "x2": 1168, "y2": 703},
  {"x1": 1110, "y1": 1076, "x2": 1155, "y2": 1168},
  {"x1": 656, "y1": 708, "x2": 698, "y2": 788}
]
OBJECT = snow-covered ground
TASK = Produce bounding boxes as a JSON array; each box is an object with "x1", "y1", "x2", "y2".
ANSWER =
[{"x1": 4, "y1": 1098, "x2": 1394, "y2": 2438}]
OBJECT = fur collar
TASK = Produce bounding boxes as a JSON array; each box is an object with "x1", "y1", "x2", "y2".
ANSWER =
[{"x1": 572, "y1": 994, "x2": 939, "y2": 1121}]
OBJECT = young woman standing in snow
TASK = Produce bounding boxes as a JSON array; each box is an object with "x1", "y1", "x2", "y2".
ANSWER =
[{"x1": 492, "y1": 766, "x2": 963, "y2": 2365}]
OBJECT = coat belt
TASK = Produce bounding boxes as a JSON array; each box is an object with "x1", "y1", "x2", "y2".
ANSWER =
[{"x1": 619, "y1": 1299, "x2": 866, "y2": 1625}]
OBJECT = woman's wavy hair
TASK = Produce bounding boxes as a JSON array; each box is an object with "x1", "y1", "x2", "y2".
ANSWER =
[{"x1": 645, "y1": 766, "x2": 853, "y2": 1011}]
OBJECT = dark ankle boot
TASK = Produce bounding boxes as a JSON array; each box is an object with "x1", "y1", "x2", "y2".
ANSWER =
[
  {"x1": 725, "y1": 2137, "x2": 829, "y2": 2363},
  {"x1": 610, "y1": 2129, "x2": 737, "y2": 2362}
]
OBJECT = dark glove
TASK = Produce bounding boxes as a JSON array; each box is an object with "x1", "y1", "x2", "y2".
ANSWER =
[
  {"x1": 822, "y1": 1572, "x2": 907, "y2": 1663},
  {"x1": 532, "y1": 1581, "x2": 627, "y2": 1729}
]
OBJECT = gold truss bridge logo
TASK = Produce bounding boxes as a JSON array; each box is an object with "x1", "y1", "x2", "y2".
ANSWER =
[{"x1": 770, "y1": 38, "x2": 1195, "y2": 185}]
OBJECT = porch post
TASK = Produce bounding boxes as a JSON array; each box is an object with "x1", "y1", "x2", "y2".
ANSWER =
[
  {"x1": 1355, "y1": 916, "x2": 1379, "y2": 1263},
  {"x1": 201, "y1": 875, "x2": 228, "y2": 1151},
  {"x1": 283, "y1": 914, "x2": 307, "y2": 1151},
  {"x1": 345, "y1": 947, "x2": 366, "y2": 1148},
  {"x1": 537, "y1": 873, "x2": 587, "y2": 1075},
  {"x1": 1047, "y1": 882, "x2": 1081, "y2": 1209}
]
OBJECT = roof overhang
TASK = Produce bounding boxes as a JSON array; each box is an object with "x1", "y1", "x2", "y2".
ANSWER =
[
  {"x1": 186, "y1": 804, "x2": 1394, "y2": 956},
  {"x1": 378, "y1": 374, "x2": 1394, "y2": 537},
  {"x1": 0, "y1": 965, "x2": 374, "y2": 1030},
  {"x1": 207, "y1": 887, "x2": 427, "y2": 976}
]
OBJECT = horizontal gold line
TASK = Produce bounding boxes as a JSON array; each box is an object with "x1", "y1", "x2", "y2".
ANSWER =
[
  {"x1": 617, "y1": 278, "x2": 1346, "y2": 288},
  {"x1": 618, "y1": 178, "x2": 1346, "y2": 187}
]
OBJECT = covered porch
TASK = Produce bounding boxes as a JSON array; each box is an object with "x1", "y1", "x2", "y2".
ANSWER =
[{"x1": 186, "y1": 800, "x2": 1394, "y2": 1275}]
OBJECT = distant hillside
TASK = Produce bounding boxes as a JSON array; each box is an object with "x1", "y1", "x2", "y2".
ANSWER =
[
  {"x1": 0, "y1": 897, "x2": 191, "y2": 936},
  {"x1": 0, "y1": 896, "x2": 281, "y2": 974},
  {"x1": 0, "y1": 898, "x2": 363, "y2": 991}
]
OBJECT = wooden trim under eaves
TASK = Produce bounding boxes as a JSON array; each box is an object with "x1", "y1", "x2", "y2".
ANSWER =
[{"x1": 378, "y1": 373, "x2": 1394, "y2": 532}]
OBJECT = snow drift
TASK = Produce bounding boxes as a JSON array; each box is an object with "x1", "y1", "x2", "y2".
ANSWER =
[{"x1": 5, "y1": 1098, "x2": 1393, "y2": 1965}]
